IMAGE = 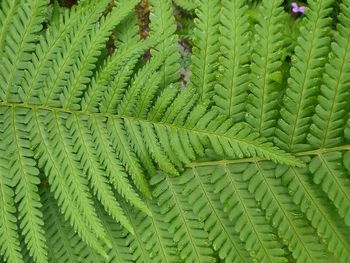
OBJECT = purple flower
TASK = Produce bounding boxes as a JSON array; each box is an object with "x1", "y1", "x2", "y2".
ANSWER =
[{"x1": 291, "y1": 2, "x2": 305, "y2": 14}]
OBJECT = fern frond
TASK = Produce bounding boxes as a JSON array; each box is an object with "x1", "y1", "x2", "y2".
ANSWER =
[
  {"x1": 214, "y1": 0, "x2": 250, "y2": 121},
  {"x1": 150, "y1": 0, "x2": 181, "y2": 89},
  {"x1": 275, "y1": 0, "x2": 334, "y2": 152},
  {"x1": 0, "y1": 108, "x2": 23, "y2": 263},
  {"x1": 190, "y1": 0, "x2": 220, "y2": 100},
  {"x1": 90, "y1": 13, "x2": 148, "y2": 114},
  {"x1": 3, "y1": 1, "x2": 347, "y2": 261},
  {"x1": 309, "y1": 152, "x2": 350, "y2": 225},
  {"x1": 137, "y1": 120, "x2": 178, "y2": 175},
  {"x1": 0, "y1": 0, "x2": 48, "y2": 102},
  {"x1": 18, "y1": 234, "x2": 34, "y2": 263},
  {"x1": 134, "y1": 70, "x2": 163, "y2": 118},
  {"x1": 98, "y1": 53, "x2": 142, "y2": 114},
  {"x1": 87, "y1": 115, "x2": 151, "y2": 216},
  {"x1": 42, "y1": 186, "x2": 82, "y2": 263},
  {"x1": 144, "y1": 199, "x2": 180, "y2": 263},
  {"x1": 106, "y1": 117, "x2": 151, "y2": 197},
  {"x1": 82, "y1": 34, "x2": 151, "y2": 112},
  {"x1": 152, "y1": 174, "x2": 216, "y2": 263},
  {"x1": 114, "y1": 12, "x2": 140, "y2": 48},
  {"x1": 160, "y1": 87, "x2": 198, "y2": 124},
  {"x1": 20, "y1": 5, "x2": 86, "y2": 105},
  {"x1": 308, "y1": 0, "x2": 350, "y2": 148},
  {"x1": 246, "y1": 0, "x2": 285, "y2": 138},
  {"x1": 120, "y1": 199, "x2": 179, "y2": 263},
  {"x1": 123, "y1": 118, "x2": 158, "y2": 177},
  {"x1": 40, "y1": 0, "x2": 110, "y2": 107},
  {"x1": 0, "y1": 0, "x2": 20, "y2": 52},
  {"x1": 242, "y1": 161, "x2": 327, "y2": 262},
  {"x1": 117, "y1": 55, "x2": 163, "y2": 116},
  {"x1": 120, "y1": 201, "x2": 155, "y2": 263},
  {"x1": 30, "y1": 109, "x2": 108, "y2": 257},
  {"x1": 147, "y1": 83, "x2": 179, "y2": 121},
  {"x1": 211, "y1": 163, "x2": 287, "y2": 262},
  {"x1": 176, "y1": 105, "x2": 301, "y2": 166},
  {"x1": 183, "y1": 166, "x2": 251, "y2": 263},
  {"x1": 95, "y1": 203, "x2": 135, "y2": 263},
  {"x1": 140, "y1": 88, "x2": 302, "y2": 167},
  {"x1": 8, "y1": 107, "x2": 47, "y2": 263},
  {"x1": 279, "y1": 164, "x2": 350, "y2": 261},
  {"x1": 62, "y1": 0, "x2": 139, "y2": 110},
  {"x1": 67, "y1": 114, "x2": 133, "y2": 233}
]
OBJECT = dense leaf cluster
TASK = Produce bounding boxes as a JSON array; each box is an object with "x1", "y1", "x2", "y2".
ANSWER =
[{"x1": 0, "y1": 0, "x2": 349, "y2": 262}]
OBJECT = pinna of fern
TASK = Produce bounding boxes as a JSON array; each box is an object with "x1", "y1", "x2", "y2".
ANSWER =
[
  {"x1": 0, "y1": 0, "x2": 305, "y2": 262},
  {"x1": 214, "y1": 0, "x2": 250, "y2": 122},
  {"x1": 189, "y1": 0, "x2": 350, "y2": 262},
  {"x1": 274, "y1": 0, "x2": 335, "y2": 152}
]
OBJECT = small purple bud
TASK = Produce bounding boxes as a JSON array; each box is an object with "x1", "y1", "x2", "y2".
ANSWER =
[
  {"x1": 298, "y1": 6, "x2": 305, "y2": 13},
  {"x1": 291, "y1": 2, "x2": 305, "y2": 14}
]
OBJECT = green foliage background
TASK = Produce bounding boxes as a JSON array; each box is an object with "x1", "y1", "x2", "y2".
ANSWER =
[{"x1": 0, "y1": 0, "x2": 349, "y2": 262}]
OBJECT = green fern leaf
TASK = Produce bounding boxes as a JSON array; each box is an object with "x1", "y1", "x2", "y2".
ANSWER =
[
  {"x1": 119, "y1": 199, "x2": 179, "y2": 263},
  {"x1": 67, "y1": 114, "x2": 133, "y2": 233},
  {"x1": 63, "y1": 2, "x2": 140, "y2": 110},
  {"x1": 345, "y1": 152, "x2": 350, "y2": 172},
  {"x1": 246, "y1": 0, "x2": 285, "y2": 138},
  {"x1": 242, "y1": 161, "x2": 328, "y2": 262},
  {"x1": 117, "y1": 55, "x2": 163, "y2": 116},
  {"x1": 20, "y1": 3, "x2": 86, "y2": 105},
  {"x1": 87, "y1": 115, "x2": 151, "y2": 216},
  {"x1": 152, "y1": 174, "x2": 216, "y2": 263},
  {"x1": 0, "y1": 0, "x2": 48, "y2": 102},
  {"x1": 183, "y1": 166, "x2": 251, "y2": 262},
  {"x1": 308, "y1": 0, "x2": 350, "y2": 148},
  {"x1": 18, "y1": 235, "x2": 34, "y2": 263},
  {"x1": 82, "y1": 31, "x2": 151, "y2": 112},
  {"x1": 1, "y1": 106, "x2": 47, "y2": 263},
  {"x1": 309, "y1": 152, "x2": 350, "y2": 225},
  {"x1": 0, "y1": 0, "x2": 20, "y2": 52},
  {"x1": 144, "y1": 199, "x2": 180, "y2": 263},
  {"x1": 150, "y1": 88, "x2": 303, "y2": 167},
  {"x1": 2, "y1": 0, "x2": 348, "y2": 261},
  {"x1": 190, "y1": 0, "x2": 220, "y2": 100},
  {"x1": 279, "y1": 163, "x2": 350, "y2": 261},
  {"x1": 150, "y1": 0, "x2": 181, "y2": 89},
  {"x1": 31, "y1": 109, "x2": 109, "y2": 257},
  {"x1": 275, "y1": 0, "x2": 334, "y2": 152},
  {"x1": 0, "y1": 109, "x2": 23, "y2": 263},
  {"x1": 147, "y1": 83, "x2": 180, "y2": 122},
  {"x1": 214, "y1": 0, "x2": 250, "y2": 121},
  {"x1": 106, "y1": 117, "x2": 152, "y2": 197},
  {"x1": 137, "y1": 120, "x2": 178, "y2": 175},
  {"x1": 345, "y1": 120, "x2": 350, "y2": 171},
  {"x1": 42, "y1": 187, "x2": 83, "y2": 263},
  {"x1": 95, "y1": 203, "x2": 136, "y2": 263},
  {"x1": 211, "y1": 163, "x2": 287, "y2": 262},
  {"x1": 9, "y1": 108, "x2": 47, "y2": 263},
  {"x1": 119, "y1": 201, "x2": 155, "y2": 263},
  {"x1": 39, "y1": 0, "x2": 111, "y2": 107},
  {"x1": 92, "y1": 14, "x2": 150, "y2": 114},
  {"x1": 98, "y1": 54, "x2": 142, "y2": 114}
]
